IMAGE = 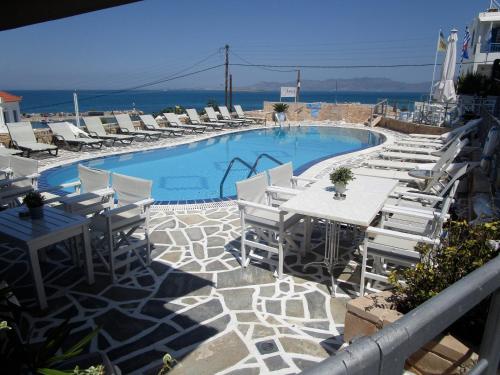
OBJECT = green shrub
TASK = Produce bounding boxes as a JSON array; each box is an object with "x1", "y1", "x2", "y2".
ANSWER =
[
  {"x1": 160, "y1": 105, "x2": 185, "y2": 115},
  {"x1": 457, "y1": 72, "x2": 500, "y2": 96},
  {"x1": 23, "y1": 191, "x2": 44, "y2": 208},
  {"x1": 329, "y1": 167, "x2": 355, "y2": 185},
  {"x1": 273, "y1": 103, "x2": 289, "y2": 113},
  {"x1": 389, "y1": 220, "x2": 500, "y2": 344}
]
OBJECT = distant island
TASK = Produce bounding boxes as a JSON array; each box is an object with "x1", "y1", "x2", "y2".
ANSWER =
[{"x1": 236, "y1": 77, "x2": 430, "y2": 92}]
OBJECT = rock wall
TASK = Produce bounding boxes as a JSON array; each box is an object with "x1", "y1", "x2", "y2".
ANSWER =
[
  {"x1": 378, "y1": 117, "x2": 449, "y2": 135},
  {"x1": 262, "y1": 101, "x2": 373, "y2": 123}
]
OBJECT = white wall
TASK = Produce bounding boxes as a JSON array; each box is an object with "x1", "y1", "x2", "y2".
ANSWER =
[{"x1": 0, "y1": 100, "x2": 21, "y2": 133}]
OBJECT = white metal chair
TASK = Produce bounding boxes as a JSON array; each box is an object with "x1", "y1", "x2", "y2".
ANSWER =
[
  {"x1": 0, "y1": 155, "x2": 39, "y2": 207},
  {"x1": 359, "y1": 186, "x2": 455, "y2": 295},
  {"x1": 236, "y1": 173, "x2": 303, "y2": 279},
  {"x1": 90, "y1": 173, "x2": 153, "y2": 282}
]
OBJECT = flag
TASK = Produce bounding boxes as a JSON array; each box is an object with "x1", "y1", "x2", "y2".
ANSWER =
[
  {"x1": 438, "y1": 30, "x2": 447, "y2": 52},
  {"x1": 461, "y1": 27, "x2": 471, "y2": 59}
]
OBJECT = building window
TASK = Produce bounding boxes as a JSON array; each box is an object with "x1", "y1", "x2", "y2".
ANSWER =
[
  {"x1": 12, "y1": 110, "x2": 18, "y2": 122},
  {"x1": 3, "y1": 111, "x2": 9, "y2": 123}
]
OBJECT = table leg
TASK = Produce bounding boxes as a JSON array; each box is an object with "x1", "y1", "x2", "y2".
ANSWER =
[
  {"x1": 28, "y1": 246, "x2": 47, "y2": 310},
  {"x1": 302, "y1": 216, "x2": 312, "y2": 255},
  {"x1": 82, "y1": 224, "x2": 95, "y2": 285}
]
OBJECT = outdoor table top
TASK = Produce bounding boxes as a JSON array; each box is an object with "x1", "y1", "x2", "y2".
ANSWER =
[
  {"x1": 280, "y1": 175, "x2": 398, "y2": 227},
  {"x1": 0, "y1": 206, "x2": 89, "y2": 248}
]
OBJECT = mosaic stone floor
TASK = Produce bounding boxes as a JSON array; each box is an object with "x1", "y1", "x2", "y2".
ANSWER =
[
  {"x1": 0, "y1": 206, "x2": 364, "y2": 374},
  {"x1": 1, "y1": 122, "x2": 406, "y2": 374}
]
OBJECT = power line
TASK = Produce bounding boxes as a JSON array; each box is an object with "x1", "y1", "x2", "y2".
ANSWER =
[
  {"x1": 230, "y1": 50, "x2": 297, "y2": 73},
  {"x1": 230, "y1": 62, "x2": 474, "y2": 69}
]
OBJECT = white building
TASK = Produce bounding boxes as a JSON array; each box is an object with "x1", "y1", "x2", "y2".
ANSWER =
[
  {"x1": 0, "y1": 91, "x2": 22, "y2": 133},
  {"x1": 462, "y1": 7, "x2": 500, "y2": 77}
]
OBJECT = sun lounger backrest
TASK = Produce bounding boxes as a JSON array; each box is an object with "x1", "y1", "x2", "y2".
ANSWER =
[
  {"x1": 6, "y1": 122, "x2": 37, "y2": 144},
  {"x1": 139, "y1": 115, "x2": 158, "y2": 129},
  {"x1": 234, "y1": 105, "x2": 244, "y2": 118},
  {"x1": 186, "y1": 109, "x2": 201, "y2": 123},
  {"x1": 115, "y1": 114, "x2": 135, "y2": 132},
  {"x1": 435, "y1": 163, "x2": 469, "y2": 198},
  {"x1": 0, "y1": 155, "x2": 10, "y2": 171},
  {"x1": 84, "y1": 117, "x2": 107, "y2": 137},
  {"x1": 164, "y1": 113, "x2": 181, "y2": 126},
  {"x1": 49, "y1": 122, "x2": 77, "y2": 141},
  {"x1": 268, "y1": 162, "x2": 293, "y2": 188},
  {"x1": 236, "y1": 173, "x2": 268, "y2": 215},
  {"x1": 112, "y1": 172, "x2": 152, "y2": 207},
  {"x1": 204, "y1": 107, "x2": 218, "y2": 121},
  {"x1": 78, "y1": 164, "x2": 110, "y2": 193},
  {"x1": 10, "y1": 155, "x2": 38, "y2": 187},
  {"x1": 219, "y1": 106, "x2": 231, "y2": 119}
]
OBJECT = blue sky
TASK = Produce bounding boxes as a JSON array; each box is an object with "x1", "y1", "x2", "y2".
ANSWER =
[{"x1": 0, "y1": 0, "x2": 484, "y2": 90}]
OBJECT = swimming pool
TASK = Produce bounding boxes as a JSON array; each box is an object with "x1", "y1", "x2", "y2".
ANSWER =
[{"x1": 41, "y1": 126, "x2": 383, "y2": 204}]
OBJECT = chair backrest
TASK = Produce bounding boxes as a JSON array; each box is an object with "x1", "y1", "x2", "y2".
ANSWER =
[
  {"x1": 78, "y1": 164, "x2": 110, "y2": 193},
  {"x1": 186, "y1": 109, "x2": 201, "y2": 124},
  {"x1": 115, "y1": 114, "x2": 135, "y2": 132},
  {"x1": 233, "y1": 105, "x2": 244, "y2": 118},
  {"x1": 432, "y1": 163, "x2": 469, "y2": 199},
  {"x1": 268, "y1": 162, "x2": 293, "y2": 188},
  {"x1": 48, "y1": 122, "x2": 77, "y2": 141},
  {"x1": 236, "y1": 173, "x2": 268, "y2": 215},
  {"x1": 84, "y1": 117, "x2": 107, "y2": 136},
  {"x1": 139, "y1": 115, "x2": 159, "y2": 129},
  {"x1": 0, "y1": 155, "x2": 10, "y2": 171},
  {"x1": 163, "y1": 113, "x2": 181, "y2": 126},
  {"x1": 112, "y1": 172, "x2": 152, "y2": 207},
  {"x1": 6, "y1": 122, "x2": 37, "y2": 144},
  {"x1": 10, "y1": 155, "x2": 38, "y2": 187},
  {"x1": 204, "y1": 107, "x2": 218, "y2": 121},
  {"x1": 218, "y1": 106, "x2": 231, "y2": 120},
  {"x1": 428, "y1": 180, "x2": 460, "y2": 239}
]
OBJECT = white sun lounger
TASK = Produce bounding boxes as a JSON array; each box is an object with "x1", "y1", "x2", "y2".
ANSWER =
[
  {"x1": 234, "y1": 105, "x2": 266, "y2": 124},
  {"x1": 0, "y1": 144, "x2": 22, "y2": 156},
  {"x1": 48, "y1": 122, "x2": 105, "y2": 151},
  {"x1": 205, "y1": 107, "x2": 240, "y2": 127},
  {"x1": 379, "y1": 151, "x2": 441, "y2": 162},
  {"x1": 115, "y1": 114, "x2": 162, "y2": 141},
  {"x1": 139, "y1": 114, "x2": 185, "y2": 136},
  {"x1": 6, "y1": 122, "x2": 59, "y2": 157},
  {"x1": 403, "y1": 118, "x2": 482, "y2": 141},
  {"x1": 84, "y1": 116, "x2": 135, "y2": 145},
  {"x1": 186, "y1": 109, "x2": 224, "y2": 130},
  {"x1": 218, "y1": 106, "x2": 248, "y2": 126},
  {"x1": 163, "y1": 113, "x2": 206, "y2": 133}
]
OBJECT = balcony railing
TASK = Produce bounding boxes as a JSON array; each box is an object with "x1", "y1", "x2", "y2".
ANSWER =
[{"x1": 480, "y1": 42, "x2": 500, "y2": 53}]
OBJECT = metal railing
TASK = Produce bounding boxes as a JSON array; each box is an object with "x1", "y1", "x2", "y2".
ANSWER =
[
  {"x1": 480, "y1": 42, "x2": 500, "y2": 53},
  {"x1": 248, "y1": 153, "x2": 283, "y2": 178},
  {"x1": 302, "y1": 254, "x2": 500, "y2": 375},
  {"x1": 219, "y1": 154, "x2": 283, "y2": 198}
]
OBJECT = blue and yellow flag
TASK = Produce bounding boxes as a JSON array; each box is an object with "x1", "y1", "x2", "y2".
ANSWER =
[{"x1": 438, "y1": 31, "x2": 447, "y2": 52}]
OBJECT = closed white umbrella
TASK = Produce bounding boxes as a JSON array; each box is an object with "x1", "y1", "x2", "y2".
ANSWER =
[{"x1": 433, "y1": 29, "x2": 458, "y2": 103}]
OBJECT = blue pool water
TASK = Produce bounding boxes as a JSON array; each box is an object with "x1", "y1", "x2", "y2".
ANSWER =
[{"x1": 41, "y1": 126, "x2": 383, "y2": 203}]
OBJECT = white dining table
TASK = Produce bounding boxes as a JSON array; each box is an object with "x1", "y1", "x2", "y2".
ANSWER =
[{"x1": 280, "y1": 174, "x2": 398, "y2": 295}]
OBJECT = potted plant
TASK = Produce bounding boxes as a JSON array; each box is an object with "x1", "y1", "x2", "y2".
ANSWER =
[
  {"x1": 329, "y1": 167, "x2": 354, "y2": 197},
  {"x1": 23, "y1": 191, "x2": 45, "y2": 219},
  {"x1": 273, "y1": 103, "x2": 289, "y2": 122}
]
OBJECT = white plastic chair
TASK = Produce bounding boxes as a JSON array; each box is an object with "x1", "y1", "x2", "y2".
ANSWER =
[
  {"x1": 236, "y1": 173, "x2": 303, "y2": 279},
  {"x1": 0, "y1": 155, "x2": 39, "y2": 207},
  {"x1": 90, "y1": 173, "x2": 153, "y2": 282}
]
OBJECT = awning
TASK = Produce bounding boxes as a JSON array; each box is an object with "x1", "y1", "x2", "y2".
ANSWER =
[{"x1": 0, "y1": 0, "x2": 141, "y2": 31}]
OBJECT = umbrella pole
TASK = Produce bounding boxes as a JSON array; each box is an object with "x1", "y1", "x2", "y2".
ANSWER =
[{"x1": 429, "y1": 29, "x2": 441, "y2": 104}]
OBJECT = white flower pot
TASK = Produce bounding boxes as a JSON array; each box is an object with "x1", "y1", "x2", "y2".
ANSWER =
[{"x1": 335, "y1": 183, "x2": 346, "y2": 195}]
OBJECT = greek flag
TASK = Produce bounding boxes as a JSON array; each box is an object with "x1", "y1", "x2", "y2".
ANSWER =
[{"x1": 462, "y1": 27, "x2": 471, "y2": 59}]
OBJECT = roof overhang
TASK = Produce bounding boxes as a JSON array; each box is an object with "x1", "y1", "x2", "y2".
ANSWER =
[
  {"x1": 479, "y1": 11, "x2": 500, "y2": 22},
  {"x1": 0, "y1": 0, "x2": 142, "y2": 31}
]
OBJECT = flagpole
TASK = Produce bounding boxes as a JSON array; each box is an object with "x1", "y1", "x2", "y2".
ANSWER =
[{"x1": 429, "y1": 29, "x2": 441, "y2": 104}]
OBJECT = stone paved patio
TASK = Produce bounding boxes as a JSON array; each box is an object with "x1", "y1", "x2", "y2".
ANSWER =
[{"x1": 0, "y1": 122, "x2": 405, "y2": 374}]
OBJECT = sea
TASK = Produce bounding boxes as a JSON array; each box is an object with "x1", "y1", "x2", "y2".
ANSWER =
[{"x1": 14, "y1": 90, "x2": 427, "y2": 115}]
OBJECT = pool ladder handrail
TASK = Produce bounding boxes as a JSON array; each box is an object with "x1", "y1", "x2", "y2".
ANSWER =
[{"x1": 219, "y1": 153, "x2": 283, "y2": 198}]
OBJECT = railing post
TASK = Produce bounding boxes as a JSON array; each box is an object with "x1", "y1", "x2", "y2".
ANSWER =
[{"x1": 479, "y1": 288, "x2": 500, "y2": 375}]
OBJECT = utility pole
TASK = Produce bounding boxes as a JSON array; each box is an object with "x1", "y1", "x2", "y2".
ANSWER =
[
  {"x1": 229, "y1": 74, "x2": 233, "y2": 110},
  {"x1": 296, "y1": 69, "x2": 301, "y2": 103},
  {"x1": 224, "y1": 44, "x2": 229, "y2": 107}
]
